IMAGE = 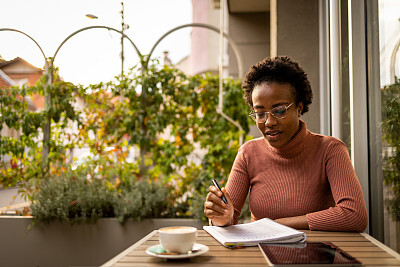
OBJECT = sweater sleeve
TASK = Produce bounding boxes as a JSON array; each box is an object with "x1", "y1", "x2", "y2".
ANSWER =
[
  {"x1": 306, "y1": 140, "x2": 368, "y2": 232},
  {"x1": 225, "y1": 147, "x2": 251, "y2": 225}
]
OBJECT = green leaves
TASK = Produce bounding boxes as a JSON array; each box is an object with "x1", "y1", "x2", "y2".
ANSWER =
[
  {"x1": 0, "y1": 75, "x2": 83, "y2": 187},
  {"x1": 382, "y1": 82, "x2": 400, "y2": 221},
  {"x1": 1, "y1": 58, "x2": 253, "y2": 221}
]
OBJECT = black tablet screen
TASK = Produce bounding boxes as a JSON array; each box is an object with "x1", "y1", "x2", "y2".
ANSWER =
[{"x1": 258, "y1": 242, "x2": 362, "y2": 266}]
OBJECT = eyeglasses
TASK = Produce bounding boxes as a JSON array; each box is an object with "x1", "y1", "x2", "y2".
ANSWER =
[{"x1": 249, "y1": 101, "x2": 295, "y2": 123}]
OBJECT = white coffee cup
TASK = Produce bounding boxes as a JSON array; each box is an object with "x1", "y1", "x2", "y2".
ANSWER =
[{"x1": 158, "y1": 226, "x2": 197, "y2": 254}]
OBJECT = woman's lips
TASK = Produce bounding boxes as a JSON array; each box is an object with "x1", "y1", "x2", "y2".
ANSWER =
[{"x1": 265, "y1": 131, "x2": 281, "y2": 140}]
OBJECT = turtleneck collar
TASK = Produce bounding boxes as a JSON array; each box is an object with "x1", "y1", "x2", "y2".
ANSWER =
[{"x1": 262, "y1": 120, "x2": 310, "y2": 156}]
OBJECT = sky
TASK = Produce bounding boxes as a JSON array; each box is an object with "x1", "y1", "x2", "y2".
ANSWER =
[{"x1": 0, "y1": 0, "x2": 192, "y2": 86}]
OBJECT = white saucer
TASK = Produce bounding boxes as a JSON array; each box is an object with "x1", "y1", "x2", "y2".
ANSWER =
[{"x1": 146, "y1": 243, "x2": 209, "y2": 259}]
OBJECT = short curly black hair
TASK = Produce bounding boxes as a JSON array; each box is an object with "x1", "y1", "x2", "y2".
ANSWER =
[{"x1": 241, "y1": 56, "x2": 313, "y2": 114}]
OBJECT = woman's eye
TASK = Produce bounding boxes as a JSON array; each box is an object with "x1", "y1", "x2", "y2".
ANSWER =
[
  {"x1": 256, "y1": 113, "x2": 266, "y2": 118},
  {"x1": 273, "y1": 108, "x2": 285, "y2": 116}
]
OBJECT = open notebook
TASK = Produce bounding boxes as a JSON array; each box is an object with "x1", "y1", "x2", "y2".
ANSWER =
[{"x1": 203, "y1": 218, "x2": 306, "y2": 248}]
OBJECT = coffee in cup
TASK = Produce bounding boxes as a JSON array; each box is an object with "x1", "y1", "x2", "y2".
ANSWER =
[{"x1": 158, "y1": 226, "x2": 197, "y2": 254}]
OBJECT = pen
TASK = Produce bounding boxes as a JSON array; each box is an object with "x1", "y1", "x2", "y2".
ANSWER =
[{"x1": 212, "y1": 179, "x2": 228, "y2": 204}]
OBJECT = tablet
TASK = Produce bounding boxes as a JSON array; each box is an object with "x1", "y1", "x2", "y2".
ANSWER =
[{"x1": 258, "y1": 242, "x2": 362, "y2": 266}]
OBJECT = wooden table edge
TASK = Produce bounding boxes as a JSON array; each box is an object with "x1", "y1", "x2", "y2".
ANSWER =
[
  {"x1": 100, "y1": 230, "x2": 158, "y2": 267},
  {"x1": 361, "y1": 232, "x2": 400, "y2": 261}
]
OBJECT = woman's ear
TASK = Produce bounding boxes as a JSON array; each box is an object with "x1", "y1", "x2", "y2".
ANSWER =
[{"x1": 297, "y1": 102, "x2": 303, "y2": 117}]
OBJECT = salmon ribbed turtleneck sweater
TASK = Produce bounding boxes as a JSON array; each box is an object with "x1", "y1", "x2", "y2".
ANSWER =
[{"x1": 226, "y1": 120, "x2": 368, "y2": 232}]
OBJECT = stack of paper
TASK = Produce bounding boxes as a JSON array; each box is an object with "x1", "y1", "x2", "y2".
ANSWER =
[{"x1": 203, "y1": 218, "x2": 306, "y2": 248}]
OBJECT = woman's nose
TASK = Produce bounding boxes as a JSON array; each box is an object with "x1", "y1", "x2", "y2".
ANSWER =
[{"x1": 264, "y1": 113, "x2": 277, "y2": 127}]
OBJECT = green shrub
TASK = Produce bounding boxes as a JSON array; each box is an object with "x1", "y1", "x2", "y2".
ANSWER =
[
  {"x1": 30, "y1": 169, "x2": 170, "y2": 224},
  {"x1": 382, "y1": 82, "x2": 400, "y2": 221},
  {"x1": 112, "y1": 178, "x2": 170, "y2": 223}
]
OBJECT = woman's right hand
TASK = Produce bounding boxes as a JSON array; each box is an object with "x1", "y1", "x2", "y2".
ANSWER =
[{"x1": 204, "y1": 185, "x2": 234, "y2": 226}]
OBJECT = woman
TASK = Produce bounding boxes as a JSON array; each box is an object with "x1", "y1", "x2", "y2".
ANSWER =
[{"x1": 204, "y1": 56, "x2": 368, "y2": 231}]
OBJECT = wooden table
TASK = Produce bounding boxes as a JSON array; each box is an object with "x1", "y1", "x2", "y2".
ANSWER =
[{"x1": 102, "y1": 230, "x2": 400, "y2": 266}]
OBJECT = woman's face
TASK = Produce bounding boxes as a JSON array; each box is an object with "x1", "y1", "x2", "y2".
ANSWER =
[{"x1": 252, "y1": 82, "x2": 303, "y2": 148}]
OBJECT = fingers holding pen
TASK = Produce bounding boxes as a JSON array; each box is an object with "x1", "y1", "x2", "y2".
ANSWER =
[
  {"x1": 208, "y1": 185, "x2": 229, "y2": 206},
  {"x1": 204, "y1": 187, "x2": 227, "y2": 216},
  {"x1": 204, "y1": 186, "x2": 234, "y2": 226}
]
